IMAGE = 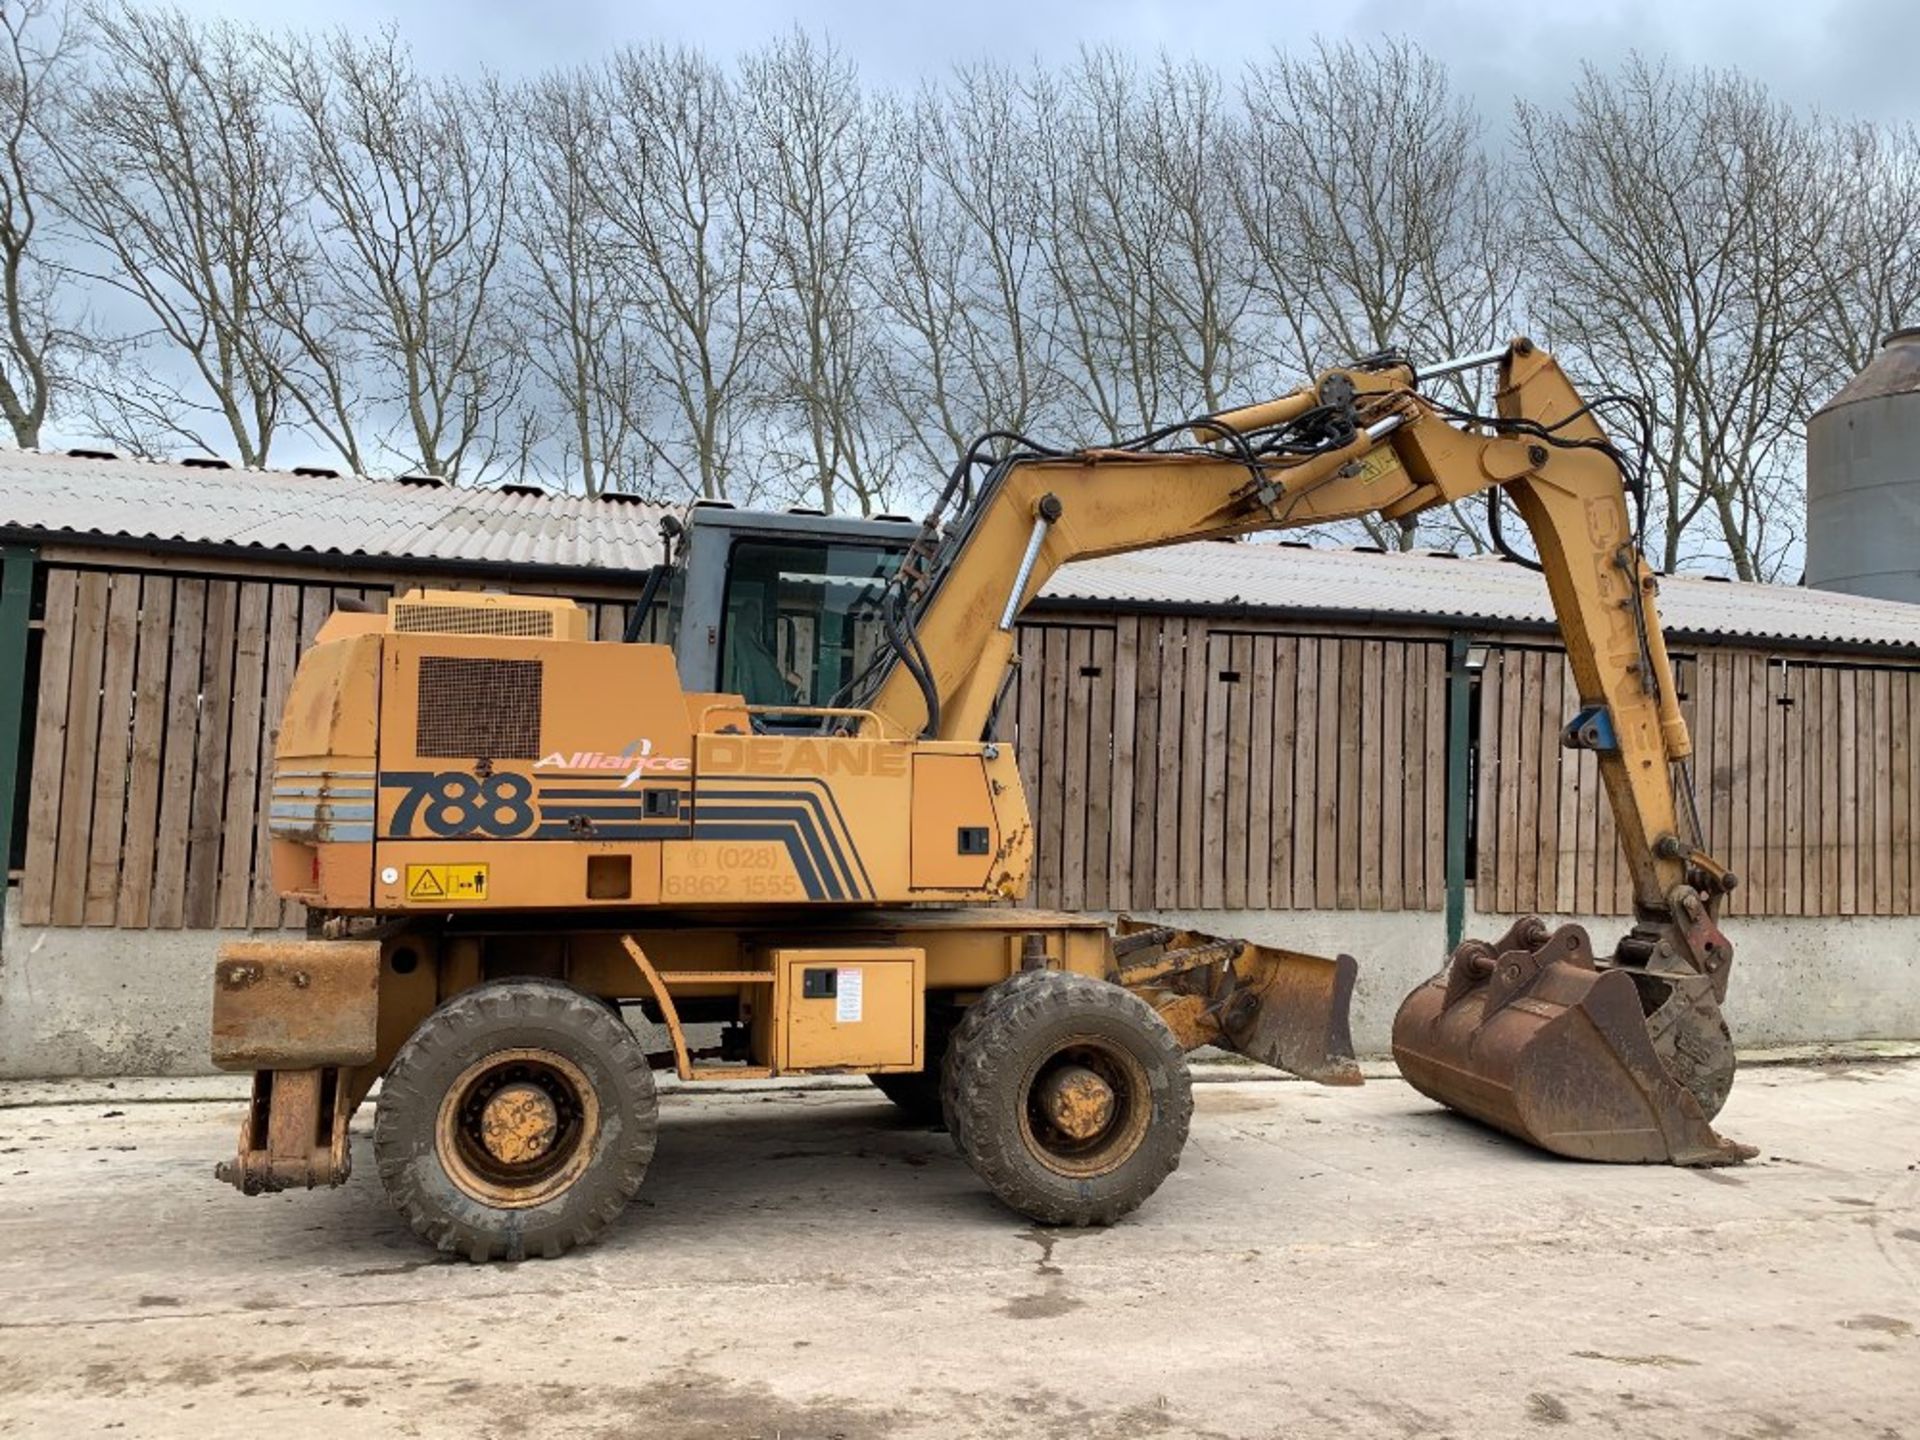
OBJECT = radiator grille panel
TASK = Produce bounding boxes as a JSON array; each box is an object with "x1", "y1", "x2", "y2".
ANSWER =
[
  {"x1": 415, "y1": 657, "x2": 543, "y2": 759},
  {"x1": 393, "y1": 603, "x2": 555, "y2": 638}
]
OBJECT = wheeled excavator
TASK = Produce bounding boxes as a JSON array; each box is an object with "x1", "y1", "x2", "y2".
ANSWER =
[{"x1": 212, "y1": 339, "x2": 1751, "y2": 1261}]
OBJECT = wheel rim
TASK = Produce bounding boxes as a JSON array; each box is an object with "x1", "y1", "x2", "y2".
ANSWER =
[
  {"x1": 1016, "y1": 1035, "x2": 1153, "y2": 1179},
  {"x1": 435, "y1": 1048, "x2": 600, "y2": 1209}
]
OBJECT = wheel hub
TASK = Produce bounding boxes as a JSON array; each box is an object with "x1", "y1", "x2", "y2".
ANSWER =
[
  {"x1": 1018, "y1": 1038, "x2": 1155, "y2": 1180},
  {"x1": 1036, "y1": 1064, "x2": 1115, "y2": 1141},
  {"x1": 479, "y1": 1082, "x2": 560, "y2": 1165},
  {"x1": 434, "y1": 1047, "x2": 600, "y2": 1209}
]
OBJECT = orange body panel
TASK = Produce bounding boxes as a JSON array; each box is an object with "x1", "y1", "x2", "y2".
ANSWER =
[
  {"x1": 772, "y1": 947, "x2": 925, "y2": 1071},
  {"x1": 268, "y1": 591, "x2": 1034, "y2": 919},
  {"x1": 910, "y1": 752, "x2": 1000, "y2": 890}
]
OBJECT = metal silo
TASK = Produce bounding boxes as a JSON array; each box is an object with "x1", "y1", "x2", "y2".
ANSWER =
[{"x1": 1806, "y1": 327, "x2": 1920, "y2": 603}]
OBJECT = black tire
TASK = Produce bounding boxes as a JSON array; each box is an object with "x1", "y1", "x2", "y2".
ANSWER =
[
  {"x1": 941, "y1": 969, "x2": 1191, "y2": 1227},
  {"x1": 868, "y1": 1002, "x2": 958, "y2": 1125},
  {"x1": 374, "y1": 978, "x2": 658, "y2": 1262},
  {"x1": 869, "y1": 1069, "x2": 943, "y2": 1122}
]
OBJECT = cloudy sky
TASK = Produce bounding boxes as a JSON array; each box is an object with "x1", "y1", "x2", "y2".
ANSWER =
[{"x1": 167, "y1": 0, "x2": 1918, "y2": 124}]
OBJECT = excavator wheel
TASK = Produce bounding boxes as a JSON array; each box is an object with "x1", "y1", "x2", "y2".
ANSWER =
[
  {"x1": 869, "y1": 1070, "x2": 942, "y2": 1123},
  {"x1": 942, "y1": 969, "x2": 1192, "y2": 1226},
  {"x1": 867, "y1": 1003, "x2": 959, "y2": 1126},
  {"x1": 374, "y1": 978, "x2": 658, "y2": 1261}
]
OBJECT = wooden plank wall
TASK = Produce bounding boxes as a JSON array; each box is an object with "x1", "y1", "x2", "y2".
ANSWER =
[
  {"x1": 1008, "y1": 620, "x2": 1450, "y2": 913},
  {"x1": 17, "y1": 566, "x2": 646, "y2": 931},
  {"x1": 18, "y1": 559, "x2": 1919, "y2": 930},
  {"x1": 1474, "y1": 645, "x2": 1920, "y2": 918}
]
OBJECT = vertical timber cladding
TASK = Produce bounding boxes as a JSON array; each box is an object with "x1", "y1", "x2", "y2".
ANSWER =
[
  {"x1": 16, "y1": 559, "x2": 1919, "y2": 930},
  {"x1": 1472, "y1": 644, "x2": 1920, "y2": 919},
  {"x1": 1008, "y1": 617, "x2": 1451, "y2": 912},
  {"x1": 19, "y1": 567, "x2": 395, "y2": 930},
  {"x1": 14, "y1": 565, "x2": 645, "y2": 931}
]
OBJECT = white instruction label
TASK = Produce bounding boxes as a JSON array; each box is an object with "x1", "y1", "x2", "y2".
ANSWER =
[{"x1": 836, "y1": 967, "x2": 863, "y2": 1023}]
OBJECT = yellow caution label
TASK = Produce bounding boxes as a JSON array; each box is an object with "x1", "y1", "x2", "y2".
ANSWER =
[
  {"x1": 1353, "y1": 448, "x2": 1404, "y2": 485},
  {"x1": 406, "y1": 863, "x2": 489, "y2": 902}
]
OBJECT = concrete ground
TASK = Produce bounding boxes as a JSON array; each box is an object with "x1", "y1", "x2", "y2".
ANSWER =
[{"x1": 0, "y1": 1062, "x2": 1917, "y2": 1440}]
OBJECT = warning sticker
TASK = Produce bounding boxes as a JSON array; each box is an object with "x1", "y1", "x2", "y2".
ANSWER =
[
  {"x1": 1352, "y1": 448, "x2": 1404, "y2": 486},
  {"x1": 836, "y1": 967, "x2": 863, "y2": 1024},
  {"x1": 405, "y1": 864, "x2": 489, "y2": 902}
]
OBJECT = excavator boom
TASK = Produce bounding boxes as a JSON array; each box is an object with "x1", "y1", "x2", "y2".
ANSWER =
[{"x1": 852, "y1": 337, "x2": 1751, "y2": 1165}]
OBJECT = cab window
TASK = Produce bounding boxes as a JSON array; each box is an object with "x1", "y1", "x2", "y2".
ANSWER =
[{"x1": 720, "y1": 538, "x2": 904, "y2": 710}]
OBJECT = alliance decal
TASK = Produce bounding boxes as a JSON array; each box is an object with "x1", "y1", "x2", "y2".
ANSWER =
[{"x1": 533, "y1": 738, "x2": 691, "y2": 789}]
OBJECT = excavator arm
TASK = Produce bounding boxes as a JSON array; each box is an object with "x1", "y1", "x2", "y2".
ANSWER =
[{"x1": 858, "y1": 338, "x2": 1751, "y2": 1165}]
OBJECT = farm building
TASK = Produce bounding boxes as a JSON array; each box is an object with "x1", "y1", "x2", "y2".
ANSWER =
[{"x1": 1, "y1": 450, "x2": 1917, "y2": 1076}]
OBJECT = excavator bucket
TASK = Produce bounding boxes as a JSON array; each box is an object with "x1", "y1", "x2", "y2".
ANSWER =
[
  {"x1": 1391, "y1": 918, "x2": 1754, "y2": 1165},
  {"x1": 1113, "y1": 918, "x2": 1363, "y2": 1085}
]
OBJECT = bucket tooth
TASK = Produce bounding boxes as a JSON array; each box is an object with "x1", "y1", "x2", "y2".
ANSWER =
[{"x1": 1391, "y1": 920, "x2": 1754, "y2": 1166}]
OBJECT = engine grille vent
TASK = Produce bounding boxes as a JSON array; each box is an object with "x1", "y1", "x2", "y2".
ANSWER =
[
  {"x1": 393, "y1": 603, "x2": 555, "y2": 638},
  {"x1": 415, "y1": 657, "x2": 543, "y2": 759}
]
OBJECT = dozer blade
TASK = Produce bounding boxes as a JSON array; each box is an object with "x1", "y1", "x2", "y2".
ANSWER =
[
  {"x1": 1113, "y1": 918, "x2": 1363, "y2": 1085},
  {"x1": 1391, "y1": 918, "x2": 1754, "y2": 1165}
]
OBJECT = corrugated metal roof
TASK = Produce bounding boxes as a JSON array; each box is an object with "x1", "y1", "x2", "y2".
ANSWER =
[
  {"x1": 0, "y1": 449, "x2": 670, "y2": 574},
  {"x1": 1041, "y1": 541, "x2": 1920, "y2": 653},
  {"x1": 3, "y1": 449, "x2": 1914, "y2": 653}
]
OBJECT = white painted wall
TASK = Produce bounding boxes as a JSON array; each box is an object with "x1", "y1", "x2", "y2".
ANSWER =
[
  {"x1": 1126, "y1": 899, "x2": 1920, "y2": 1056},
  {"x1": 0, "y1": 911, "x2": 690, "y2": 1079},
  {"x1": 4, "y1": 895, "x2": 1918, "y2": 1077},
  {"x1": 0, "y1": 913, "x2": 216, "y2": 1077}
]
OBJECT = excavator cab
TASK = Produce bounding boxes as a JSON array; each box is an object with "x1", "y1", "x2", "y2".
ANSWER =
[{"x1": 647, "y1": 504, "x2": 919, "y2": 714}]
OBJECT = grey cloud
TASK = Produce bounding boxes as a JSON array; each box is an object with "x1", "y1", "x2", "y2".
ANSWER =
[{"x1": 163, "y1": 0, "x2": 1914, "y2": 123}]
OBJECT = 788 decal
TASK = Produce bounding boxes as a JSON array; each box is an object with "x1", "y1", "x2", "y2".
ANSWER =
[{"x1": 383, "y1": 771, "x2": 536, "y2": 838}]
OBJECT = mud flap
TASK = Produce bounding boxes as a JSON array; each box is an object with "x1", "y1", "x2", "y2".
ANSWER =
[
  {"x1": 1391, "y1": 920, "x2": 1755, "y2": 1165},
  {"x1": 1112, "y1": 918, "x2": 1362, "y2": 1086}
]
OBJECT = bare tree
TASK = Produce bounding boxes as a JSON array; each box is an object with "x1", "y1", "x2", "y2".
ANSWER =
[
  {"x1": 868, "y1": 66, "x2": 1064, "y2": 472},
  {"x1": 1238, "y1": 39, "x2": 1511, "y2": 551},
  {"x1": 0, "y1": 0, "x2": 81, "y2": 448},
  {"x1": 866, "y1": 91, "x2": 979, "y2": 472},
  {"x1": 1805, "y1": 117, "x2": 1920, "y2": 377},
  {"x1": 271, "y1": 28, "x2": 515, "y2": 479},
  {"x1": 55, "y1": 3, "x2": 298, "y2": 464},
  {"x1": 1135, "y1": 57, "x2": 1260, "y2": 415},
  {"x1": 1019, "y1": 54, "x2": 1263, "y2": 443},
  {"x1": 8, "y1": 9, "x2": 1909, "y2": 569},
  {"x1": 1517, "y1": 57, "x2": 1827, "y2": 579},
  {"x1": 589, "y1": 45, "x2": 766, "y2": 502},
  {"x1": 1028, "y1": 51, "x2": 1182, "y2": 440},
  {"x1": 250, "y1": 233, "x2": 373, "y2": 475},
  {"x1": 743, "y1": 31, "x2": 891, "y2": 514},
  {"x1": 511, "y1": 69, "x2": 650, "y2": 496}
]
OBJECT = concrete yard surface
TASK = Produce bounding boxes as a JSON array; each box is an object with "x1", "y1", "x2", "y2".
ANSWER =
[{"x1": 1, "y1": 1064, "x2": 1917, "y2": 1439}]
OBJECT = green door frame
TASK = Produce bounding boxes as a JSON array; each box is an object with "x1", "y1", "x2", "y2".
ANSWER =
[
  {"x1": 0, "y1": 545, "x2": 37, "y2": 950},
  {"x1": 1444, "y1": 632, "x2": 1474, "y2": 955}
]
